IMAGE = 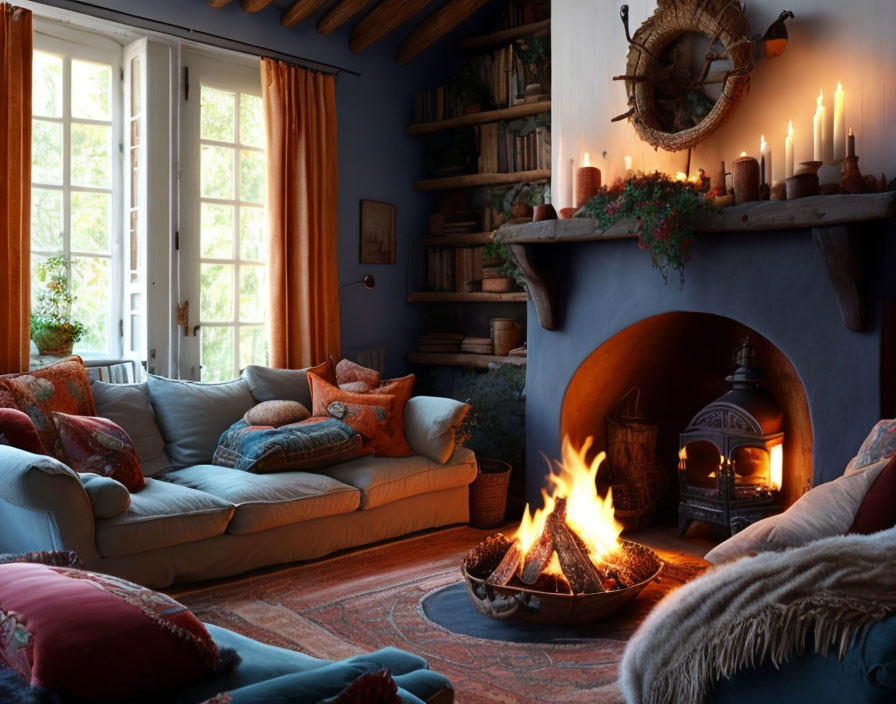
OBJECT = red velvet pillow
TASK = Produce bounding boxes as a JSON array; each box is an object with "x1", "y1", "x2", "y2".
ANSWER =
[
  {"x1": 0, "y1": 356, "x2": 96, "y2": 460},
  {"x1": 308, "y1": 373, "x2": 413, "y2": 457},
  {"x1": 52, "y1": 412, "x2": 145, "y2": 492},
  {"x1": 849, "y1": 454, "x2": 896, "y2": 534},
  {"x1": 0, "y1": 408, "x2": 47, "y2": 455},
  {"x1": 0, "y1": 563, "x2": 224, "y2": 701}
]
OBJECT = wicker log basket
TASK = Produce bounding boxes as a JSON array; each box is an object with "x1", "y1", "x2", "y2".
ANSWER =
[
  {"x1": 614, "y1": 0, "x2": 754, "y2": 152},
  {"x1": 469, "y1": 458, "x2": 512, "y2": 529}
]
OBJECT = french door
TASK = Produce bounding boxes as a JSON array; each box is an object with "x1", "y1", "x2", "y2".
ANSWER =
[{"x1": 178, "y1": 50, "x2": 267, "y2": 381}]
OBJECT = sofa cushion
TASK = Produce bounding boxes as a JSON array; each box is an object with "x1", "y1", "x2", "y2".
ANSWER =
[
  {"x1": 244, "y1": 400, "x2": 310, "y2": 427},
  {"x1": 243, "y1": 359, "x2": 335, "y2": 407},
  {"x1": 850, "y1": 455, "x2": 896, "y2": 535},
  {"x1": 0, "y1": 407, "x2": 47, "y2": 455},
  {"x1": 850, "y1": 418, "x2": 896, "y2": 472},
  {"x1": 52, "y1": 412, "x2": 146, "y2": 492},
  {"x1": 80, "y1": 473, "x2": 131, "y2": 519},
  {"x1": 213, "y1": 418, "x2": 370, "y2": 474},
  {"x1": 162, "y1": 465, "x2": 361, "y2": 535},
  {"x1": 336, "y1": 359, "x2": 381, "y2": 388},
  {"x1": 147, "y1": 375, "x2": 255, "y2": 468},
  {"x1": 91, "y1": 381, "x2": 171, "y2": 476},
  {"x1": 318, "y1": 445, "x2": 477, "y2": 510},
  {"x1": 94, "y1": 478, "x2": 234, "y2": 558},
  {"x1": 0, "y1": 562, "x2": 225, "y2": 701},
  {"x1": 404, "y1": 396, "x2": 471, "y2": 464},
  {"x1": 0, "y1": 356, "x2": 96, "y2": 461}
]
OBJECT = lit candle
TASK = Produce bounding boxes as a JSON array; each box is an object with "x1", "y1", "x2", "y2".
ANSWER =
[
  {"x1": 847, "y1": 126, "x2": 856, "y2": 159},
  {"x1": 567, "y1": 158, "x2": 575, "y2": 209},
  {"x1": 784, "y1": 120, "x2": 794, "y2": 178},
  {"x1": 624, "y1": 155, "x2": 633, "y2": 180},
  {"x1": 733, "y1": 153, "x2": 760, "y2": 204},
  {"x1": 760, "y1": 135, "x2": 772, "y2": 184},
  {"x1": 813, "y1": 89, "x2": 826, "y2": 162},
  {"x1": 833, "y1": 81, "x2": 845, "y2": 162},
  {"x1": 575, "y1": 153, "x2": 601, "y2": 209}
]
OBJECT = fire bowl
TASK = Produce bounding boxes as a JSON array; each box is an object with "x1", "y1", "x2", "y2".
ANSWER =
[{"x1": 462, "y1": 540, "x2": 663, "y2": 625}]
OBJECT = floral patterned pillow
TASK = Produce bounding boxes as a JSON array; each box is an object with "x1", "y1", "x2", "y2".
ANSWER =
[
  {"x1": 0, "y1": 356, "x2": 96, "y2": 461},
  {"x1": 52, "y1": 412, "x2": 145, "y2": 492},
  {"x1": 853, "y1": 419, "x2": 896, "y2": 471},
  {"x1": 336, "y1": 359, "x2": 381, "y2": 388}
]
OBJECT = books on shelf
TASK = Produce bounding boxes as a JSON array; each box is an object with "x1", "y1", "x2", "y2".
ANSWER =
[
  {"x1": 427, "y1": 246, "x2": 485, "y2": 292},
  {"x1": 499, "y1": 0, "x2": 550, "y2": 29},
  {"x1": 461, "y1": 337, "x2": 494, "y2": 355},
  {"x1": 478, "y1": 122, "x2": 550, "y2": 174},
  {"x1": 417, "y1": 332, "x2": 463, "y2": 353}
]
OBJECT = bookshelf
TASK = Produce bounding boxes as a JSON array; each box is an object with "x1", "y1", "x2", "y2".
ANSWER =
[
  {"x1": 407, "y1": 291, "x2": 528, "y2": 303},
  {"x1": 407, "y1": 352, "x2": 527, "y2": 368},
  {"x1": 406, "y1": 101, "x2": 551, "y2": 136},
  {"x1": 420, "y1": 232, "x2": 494, "y2": 246}
]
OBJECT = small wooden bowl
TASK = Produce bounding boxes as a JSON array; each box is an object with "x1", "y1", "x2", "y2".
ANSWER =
[{"x1": 785, "y1": 173, "x2": 819, "y2": 200}]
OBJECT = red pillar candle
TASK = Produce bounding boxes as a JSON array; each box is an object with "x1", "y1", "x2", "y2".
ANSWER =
[
  {"x1": 732, "y1": 154, "x2": 760, "y2": 204},
  {"x1": 575, "y1": 153, "x2": 601, "y2": 209}
]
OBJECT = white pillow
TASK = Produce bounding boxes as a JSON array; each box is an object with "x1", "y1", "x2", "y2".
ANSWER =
[{"x1": 704, "y1": 456, "x2": 892, "y2": 564}]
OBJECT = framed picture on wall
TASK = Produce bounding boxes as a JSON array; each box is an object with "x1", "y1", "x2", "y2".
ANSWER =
[{"x1": 360, "y1": 200, "x2": 396, "y2": 264}]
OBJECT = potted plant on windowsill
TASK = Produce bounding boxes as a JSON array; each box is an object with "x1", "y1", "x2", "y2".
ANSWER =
[{"x1": 30, "y1": 256, "x2": 86, "y2": 357}]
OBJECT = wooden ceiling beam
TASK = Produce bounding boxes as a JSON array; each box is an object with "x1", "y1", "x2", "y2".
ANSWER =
[
  {"x1": 207, "y1": 0, "x2": 234, "y2": 8},
  {"x1": 398, "y1": 0, "x2": 492, "y2": 64},
  {"x1": 317, "y1": 0, "x2": 369, "y2": 35},
  {"x1": 350, "y1": 0, "x2": 432, "y2": 53},
  {"x1": 239, "y1": 0, "x2": 277, "y2": 12},
  {"x1": 281, "y1": 0, "x2": 328, "y2": 27}
]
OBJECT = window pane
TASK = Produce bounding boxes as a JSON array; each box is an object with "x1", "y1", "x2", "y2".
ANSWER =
[
  {"x1": 239, "y1": 264, "x2": 265, "y2": 322},
  {"x1": 239, "y1": 150, "x2": 265, "y2": 204},
  {"x1": 71, "y1": 60, "x2": 111, "y2": 121},
  {"x1": 71, "y1": 123, "x2": 111, "y2": 188},
  {"x1": 201, "y1": 86, "x2": 235, "y2": 143},
  {"x1": 71, "y1": 191, "x2": 110, "y2": 253},
  {"x1": 201, "y1": 145, "x2": 234, "y2": 199},
  {"x1": 200, "y1": 263, "x2": 234, "y2": 321},
  {"x1": 239, "y1": 94, "x2": 264, "y2": 148},
  {"x1": 31, "y1": 188, "x2": 64, "y2": 252},
  {"x1": 32, "y1": 51, "x2": 62, "y2": 118},
  {"x1": 30, "y1": 253, "x2": 48, "y2": 311},
  {"x1": 32, "y1": 119, "x2": 63, "y2": 185},
  {"x1": 201, "y1": 203, "x2": 234, "y2": 259},
  {"x1": 202, "y1": 326, "x2": 234, "y2": 381},
  {"x1": 239, "y1": 206, "x2": 264, "y2": 261},
  {"x1": 71, "y1": 256, "x2": 110, "y2": 353},
  {"x1": 239, "y1": 326, "x2": 267, "y2": 371},
  {"x1": 130, "y1": 56, "x2": 141, "y2": 115}
]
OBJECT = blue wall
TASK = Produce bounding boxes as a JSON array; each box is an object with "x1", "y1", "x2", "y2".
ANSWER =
[{"x1": 51, "y1": 0, "x2": 484, "y2": 377}]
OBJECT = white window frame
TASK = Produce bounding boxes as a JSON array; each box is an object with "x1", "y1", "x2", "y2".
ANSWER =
[{"x1": 32, "y1": 22, "x2": 124, "y2": 359}]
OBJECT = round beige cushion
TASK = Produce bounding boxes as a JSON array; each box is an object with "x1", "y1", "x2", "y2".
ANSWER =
[{"x1": 244, "y1": 400, "x2": 311, "y2": 428}]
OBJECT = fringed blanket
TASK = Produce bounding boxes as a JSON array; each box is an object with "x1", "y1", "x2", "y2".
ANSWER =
[{"x1": 619, "y1": 527, "x2": 896, "y2": 704}]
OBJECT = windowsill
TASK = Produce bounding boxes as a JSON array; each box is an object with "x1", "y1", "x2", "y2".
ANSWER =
[{"x1": 30, "y1": 353, "x2": 130, "y2": 370}]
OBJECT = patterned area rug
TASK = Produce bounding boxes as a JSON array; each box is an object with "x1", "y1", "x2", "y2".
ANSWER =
[{"x1": 169, "y1": 526, "x2": 708, "y2": 704}]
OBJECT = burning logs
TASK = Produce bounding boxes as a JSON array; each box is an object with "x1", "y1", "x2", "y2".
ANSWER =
[{"x1": 546, "y1": 498, "x2": 604, "y2": 593}]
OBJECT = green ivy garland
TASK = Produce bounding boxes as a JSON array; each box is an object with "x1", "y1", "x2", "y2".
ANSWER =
[{"x1": 580, "y1": 173, "x2": 711, "y2": 285}]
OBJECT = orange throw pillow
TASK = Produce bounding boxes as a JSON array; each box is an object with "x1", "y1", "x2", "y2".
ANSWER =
[
  {"x1": 336, "y1": 359, "x2": 381, "y2": 388},
  {"x1": 308, "y1": 373, "x2": 413, "y2": 457},
  {"x1": 0, "y1": 356, "x2": 97, "y2": 461}
]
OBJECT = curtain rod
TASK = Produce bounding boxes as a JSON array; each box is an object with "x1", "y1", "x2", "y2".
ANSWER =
[{"x1": 30, "y1": 0, "x2": 362, "y2": 77}]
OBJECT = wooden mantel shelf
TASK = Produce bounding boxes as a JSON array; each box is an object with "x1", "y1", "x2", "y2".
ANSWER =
[{"x1": 496, "y1": 191, "x2": 896, "y2": 333}]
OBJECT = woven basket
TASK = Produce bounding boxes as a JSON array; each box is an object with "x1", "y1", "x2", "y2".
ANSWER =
[
  {"x1": 606, "y1": 388, "x2": 658, "y2": 484},
  {"x1": 469, "y1": 458, "x2": 512, "y2": 529}
]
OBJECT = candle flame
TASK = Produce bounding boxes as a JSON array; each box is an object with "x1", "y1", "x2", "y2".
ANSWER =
[
  {"x1": 583, "y1": 152, "x2": 591, "y2": 167},
  {"x1": 675, "y1": 171, "x2": 687, "y2": 181},
  {"x1": 760, "y1": 134, "x2": 767, "y2": 146},
  {"x1": 624, "y1": 155, "x2": 632, "y2": 170},
  {"x1": 849, "y1": 126, "x2": 854, "y2": 136},
  {"x1": 740, "y1": 151, "x2": 747, "y2": 157},
  {"x1": 836, "y1": 81, "x2": 843, "y2": 94},
  {"x1": 816, "y1": 89, "x2": 824, "y2": 110},
  {"x1": 788, "y1": 120, "x2": 794, "y2": 137}
]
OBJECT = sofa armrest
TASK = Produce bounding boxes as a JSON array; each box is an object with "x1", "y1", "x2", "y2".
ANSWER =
[
  {"x1": 404, "y1": 396, "x2": 471, "y2": 464},
  {"x1": 0, "y1": 446, "x2": 99, "y2": 565}
]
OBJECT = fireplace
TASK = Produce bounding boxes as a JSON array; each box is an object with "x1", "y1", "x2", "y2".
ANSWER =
[
  {"x1": 503, "y1": 221, "x2": 896, "y2": 517},
  {"x1": 677, "y1": 338, "x2": 784, "y2": 536}
]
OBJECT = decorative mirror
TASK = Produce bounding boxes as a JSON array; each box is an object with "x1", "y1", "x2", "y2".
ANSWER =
[{"x1": 613, "y1": 0, "x2": 793, "y2": 152}]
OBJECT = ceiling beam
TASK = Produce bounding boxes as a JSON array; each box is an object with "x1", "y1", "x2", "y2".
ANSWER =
[
  {"x1": 239, "y1": 0, "x2": 277, "y2": 12},
  {"x1": 350, "y1": 0, "x2": 432, "y2": 53},
  {"x1": 317, "y1": 0, "x2": 369, "y2": 35},
  {"x1": 398, "y1": 0, "x2": 492, "y2": 64},
  {"x1": 281, "y1": 0, "x2": 328, "y2": 27},
  {"x1": 206, "y1": 0, "x2": 234, "y2": 8}
]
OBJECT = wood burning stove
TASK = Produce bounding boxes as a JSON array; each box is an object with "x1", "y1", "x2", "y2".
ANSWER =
[{"x1": 677, "y1": 339, "x2": 784, "y2": 537}]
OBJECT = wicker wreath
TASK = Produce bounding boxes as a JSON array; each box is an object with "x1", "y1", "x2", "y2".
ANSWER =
[{"x1": 614, "y1": 0, "x2": 754, "y2": 152}]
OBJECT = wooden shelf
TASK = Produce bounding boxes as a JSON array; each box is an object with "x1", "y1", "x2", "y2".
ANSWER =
[
  {"x1": 420, "y1": 232, "x2": 494, "y2": 246},
  {"x1": 406, "y1": 101, "x2": 551, "y2": 136},
  {"x1": 413, "y1": 169, "x2": 550, "y2": 191},
  {"x1": 408, "y1": 352, "x2": 526, "y2": 368},
  {"x1": 408, "y1": 291, "x2": 527, "y2": 303},
  {"x1": 458, "y1": 19, "x2": 550, "y2": 49}
]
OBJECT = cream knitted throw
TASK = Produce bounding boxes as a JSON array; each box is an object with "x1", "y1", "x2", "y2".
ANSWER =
[{"x1": 619, "y1": 527, "x2": 896, "y2": 704}]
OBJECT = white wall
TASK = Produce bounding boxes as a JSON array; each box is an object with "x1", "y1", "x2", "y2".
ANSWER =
[{"x1": 552, "y1": 0, "x2": 896, "y2": 208}]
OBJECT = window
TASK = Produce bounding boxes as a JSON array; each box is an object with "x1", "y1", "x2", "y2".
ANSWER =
[{"x1": 31, "y1": 31, "x2": 122, "y2": 357}]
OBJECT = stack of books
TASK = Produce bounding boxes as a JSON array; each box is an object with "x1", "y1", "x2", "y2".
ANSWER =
[
  {"x1": 461, "y1": 337, "x2": 495, "y2": 355},
  {"x1": 417, "y1": 332, "x2": 464, "y2": 353}
]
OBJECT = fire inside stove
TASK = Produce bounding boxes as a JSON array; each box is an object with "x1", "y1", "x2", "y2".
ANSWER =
[{"x1": 463, "y1": 437, "x2": 662, "y2": 624}]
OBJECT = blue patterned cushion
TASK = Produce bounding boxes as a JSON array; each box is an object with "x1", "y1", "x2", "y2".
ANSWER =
[
  {"x1": 213, "y1": 418, "x2": 369, "y2": 474},
  {"x1": 855, "y1": 419, "x2": 896, "y2": 470}
]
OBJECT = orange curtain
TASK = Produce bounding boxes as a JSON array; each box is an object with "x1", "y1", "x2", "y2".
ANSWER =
[
  {"x1": 261, "y1": 58, "x2": 340, "y2": 369},
  {"x1": 0, "y1": 4, "x2": 31, "y2": 374}
]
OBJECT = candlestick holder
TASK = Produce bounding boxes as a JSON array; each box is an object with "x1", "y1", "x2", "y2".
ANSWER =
[
  {"x1": 818, "y1": 161, "x2": 842, "y2": 194},
  {"x1": 733, "y1": 156, "x2": 760, "y2": 204},
  {"x1": 841, "y1": 155, "x2": 866, "y2": 194},
  {"x1": 785, "y1": 172, "x2": 819, "y2": 200},
  {"x1": 797, "y1": 160, "x2": 822, "y2": 175}
]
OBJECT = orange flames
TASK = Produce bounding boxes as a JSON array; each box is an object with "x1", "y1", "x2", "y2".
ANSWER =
[{"x1": 516, "y1": 436, "x2": 623, "y2": 577}]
